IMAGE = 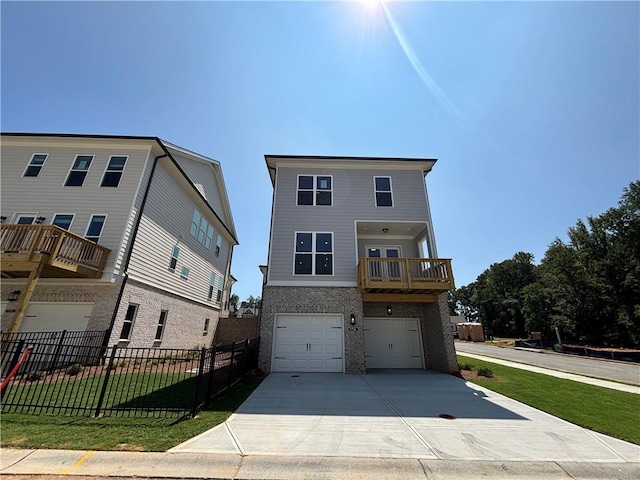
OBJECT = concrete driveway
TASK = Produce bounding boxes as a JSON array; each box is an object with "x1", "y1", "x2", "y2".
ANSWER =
[{"x1": 171, "y1": 371, "x2": 639, "y2": 462}]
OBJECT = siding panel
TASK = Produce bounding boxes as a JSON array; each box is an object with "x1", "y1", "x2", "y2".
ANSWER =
[
  {"x1": 0, "y1": 143, "x2": 152, "y2": 278},
  {"x1": 126, "y1": 161, "x2": 230, "y2": 306},
  {"x1": 269, "y1": 166, "x2": 430, "y2": 283}
]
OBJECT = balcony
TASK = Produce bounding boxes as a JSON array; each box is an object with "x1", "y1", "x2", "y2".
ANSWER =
[
  {"x1": 1, "y1": 224, "x2": 110, "y2": 279},
  {"x1": 357, "y1": 257, "x2": 454, "y2": 302}
]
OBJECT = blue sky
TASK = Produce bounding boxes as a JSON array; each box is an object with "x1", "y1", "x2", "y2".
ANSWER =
[{"x1": 2, "y1": 1, "x2": 638, "y2": 301}]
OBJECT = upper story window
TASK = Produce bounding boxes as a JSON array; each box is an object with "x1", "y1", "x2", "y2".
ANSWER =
[
  {"x1": 85, "y1": 214, "x2": 106, "y2": 243},
  {"x1": 294, "y1": 232, "x2": 333, "y2": 275},
  {"x1": 297, "y1": 175, "x2": 332, "y2": 206},
  {"x1": 65, "y1": 155, "x2": 94, "y2": 186},
  {"x1": 190, "y1": 209, "x2": 216, "y2": 249},
  {"x1": 181, "y1": 266, "x2": 190, "y2": 279},
  {"x1": 52, "y1": 214, "x2": 74, "y2": 231},
  {"x1": 374, "y1": 176, "x2": 393, "y2": 207},
  {"x1": 215, "y1": 235, "x2": 222, "y2": 257},
  {"x1": 23, "y1": 154, "x2": 48, "y2": 177},
  {"x1": 100, "y1": 156, "x2": 127, "y2": 187}
]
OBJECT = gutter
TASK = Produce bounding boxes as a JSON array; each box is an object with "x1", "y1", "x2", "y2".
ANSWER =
[{"x1": 102, "y1": 150, "x2": 169, "y2": 349}]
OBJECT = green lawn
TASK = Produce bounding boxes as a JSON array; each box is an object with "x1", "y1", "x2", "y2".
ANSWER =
[
  {"x1": 0, "y1": 376, "x2": 263, "y2": 452},
  {"x1": 457, "y1": 355, "x2": 640, "y2": 445}
]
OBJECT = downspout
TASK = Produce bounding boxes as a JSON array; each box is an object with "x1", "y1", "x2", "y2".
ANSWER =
[{"x1": 102, "y1": 152, "x2": 169, "y2": 350}]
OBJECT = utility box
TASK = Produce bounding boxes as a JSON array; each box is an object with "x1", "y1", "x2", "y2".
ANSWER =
[{"x1": 457, "y1": 322, "x2": 485, "y2": 342}]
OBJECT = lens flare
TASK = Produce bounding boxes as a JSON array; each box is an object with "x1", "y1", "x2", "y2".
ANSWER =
[{"x1": 380, "y1": 2, "x2": 465, "y2": 123}]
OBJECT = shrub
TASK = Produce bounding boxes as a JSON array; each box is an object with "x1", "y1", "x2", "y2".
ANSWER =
[
  {"x1": 477, "y1": 367, "x2": 494, "y2": 378},
  {"x1": 65, "y1": 364, "x2": 83, "y2": 376},
  {"x1": 458, "y1": 362, "x2": 474, "y2": 371},
  {"x1": 26, "y1": 371, "x2": 44, "y2": 382}
]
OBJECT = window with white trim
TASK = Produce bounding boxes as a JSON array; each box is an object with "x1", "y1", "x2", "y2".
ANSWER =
[
  {"x1": 85, "y1": 215, "x2": 106, "y2": 243},
  {"x1": 205, "y1": 225, "x2": 214, "y2": 249},
  {"x1": 65, "y1": 155, "x2": 94, "y2": 186},
  {"x1": 215, "y1": 235, "x2": 222, "y2": 257},
  {"x1": 294, "y1": 232, "x2": 333, "y2": 275},
  {"x1": 204, "y1": 318, "x2": 210, "y2": 334},
  {"x1": 169, "y1": 246, "x2": 180, "y2": 270},
  {"x1": 155, "y1": 310, "x2": 168, "y2": 341},
  {"x1": 190, "y1": 208, "x2": 215, "y2": 249},
  {"x1": 23, "y1": 154, "x2": 48, "y2": 177},
  {"x1": 208, "y1": 272, "x2": 216, "y2": 300},
  {"x1": 297, "y1": 175, "x2": 332, "y2": 206},
  {"x1": 52, "y1": 214, "x2": 74, "y2": 231},
  {"x1": 181, "y1": 266, "x2": 190, "y2": 279},
  {"x1": 120, "y1": 304, "x2": 138, "y2": 340},
  {"x1": 217, "y1": 277, "x2": 224, "y2": 302},
  {"x1": 100, "y1": 155, "x2": 127, "y2": 187},
  {"x1": 374, "y1": 176, "x2": 393, "y2": 207}
]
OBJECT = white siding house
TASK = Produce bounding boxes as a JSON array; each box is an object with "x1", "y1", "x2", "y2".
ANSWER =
[
  {"x1": 1, "y1": 133, "x2": 237, "y2": 349},
  {"x1": 259, "y1": 155, "x2": 458, "y2": 374}
]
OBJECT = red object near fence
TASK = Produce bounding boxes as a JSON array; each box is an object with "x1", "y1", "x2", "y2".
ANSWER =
[{"x1": 1, "y1": 345, "x2": 34, "y2": 394}]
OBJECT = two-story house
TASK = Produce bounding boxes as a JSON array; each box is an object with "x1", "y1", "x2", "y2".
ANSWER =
[
  {"x1": 259, "y1": 155, "x2": 457, "y2": 374},
  {"x1": 1, "y1": 133, "x2": 237, "y2": 349}
]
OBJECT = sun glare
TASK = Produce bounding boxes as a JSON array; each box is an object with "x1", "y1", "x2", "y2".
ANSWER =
[{"x1": 360, "y1": 0, "x2": 382, "y2": 10}]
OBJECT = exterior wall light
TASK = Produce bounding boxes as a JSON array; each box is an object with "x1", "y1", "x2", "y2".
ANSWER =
[
  {"x1": 350, "y1": 314, "x2": 356, "y2": 325},
  {"x1": 8, "y1": 290, "x2": 21, "y2": 302},
  {"x1": 386, "y1": 305, "x2": 392, "y2": 316},
  {"x1": 35, "y1": 216, "x2": 46, "y2": 224}
]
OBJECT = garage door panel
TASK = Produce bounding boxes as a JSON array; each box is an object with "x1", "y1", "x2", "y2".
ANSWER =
[
  {"x1": 364, "y1": 318, "x2": 423, "y2": 369},
  {"x1": 20, "y1": 303, "x2": 93, "y2": 333},
  {"x1": 273, "y1": 314, "x2": 343, "y2": 373}
]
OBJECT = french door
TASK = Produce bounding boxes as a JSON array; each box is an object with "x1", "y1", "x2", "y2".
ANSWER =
[{"x1": 367, "y1": 246, "x2": 402, "y2": 280}]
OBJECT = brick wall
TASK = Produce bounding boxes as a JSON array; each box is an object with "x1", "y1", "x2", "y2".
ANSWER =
[
  {"x1": 107, "y1": 280, "x2": 220, "y2": 349},
  {"x1": 214, "y1": 316, "x2": 260, "y2": 344},
  {"x1": 260, "y1": 286, "x2": 365, "y2": 374}
]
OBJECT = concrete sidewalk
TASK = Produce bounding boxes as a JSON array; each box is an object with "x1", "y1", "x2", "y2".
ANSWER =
[
  {"x1": 2, "y1": 448, "x2": 640, "y2": 479},
  {"x1": 457, "y1": 352, "x2": 640, "y2": 394}
]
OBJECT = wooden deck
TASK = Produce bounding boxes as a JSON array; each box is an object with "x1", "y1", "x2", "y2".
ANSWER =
[
  {"x1": 357, "y1": 257, "x2": 454, "y2": 302},
  {"x1": 1, "y1": 224, "x2": 110, "y2": 279}
]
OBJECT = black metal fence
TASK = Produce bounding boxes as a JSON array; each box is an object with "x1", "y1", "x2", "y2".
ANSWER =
[
  {"x1": 1, "y1": 330, "x2": 109, "y2": 377},
  {"x1": 1, "y1": 333, "x2": 259, "y2": 417}
]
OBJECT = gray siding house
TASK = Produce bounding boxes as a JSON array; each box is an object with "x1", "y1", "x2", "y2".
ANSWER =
[
  {"x1": 1, "y1": 133, "x2": 237, "y2": 349},
  {"x1": 259, "y1": 155, "x2": 458, "y2": 374}
]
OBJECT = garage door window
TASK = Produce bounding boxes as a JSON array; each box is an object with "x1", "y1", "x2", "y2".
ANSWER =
[
  {"x1": 120, "y1": 304, "x2": 138, "y2": 340},
  {"x1": 294, "y1": 232, "x2": 333, "y2": 275}
]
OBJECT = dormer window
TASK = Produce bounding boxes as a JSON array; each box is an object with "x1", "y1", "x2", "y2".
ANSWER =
[{"x1": 297, "y1": 175, "x2": 332, "y2": 206}]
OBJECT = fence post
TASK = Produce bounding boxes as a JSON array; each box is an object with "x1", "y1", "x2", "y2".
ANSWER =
[
  {"x1": 227, "y1": 342, "x2": 236, "y2": 388},
  {"x1": 205, "y1": 344, "x2": 218, "y2": 401},
  {"x1": 241, "y1": 339, "x2": 249, "y2": 375},
  {"x1": 190, "y1": 347, "x2": 207, "y2": 418},
  {"x1": 95, "y1": 345, "x2": 118, "y2": 418},
  {"x1": 49, "y1": 330, "x2": 67, "y2": 372},
  {"x1": 6, "y1": 339, "x2": 26, "y2": 375}
]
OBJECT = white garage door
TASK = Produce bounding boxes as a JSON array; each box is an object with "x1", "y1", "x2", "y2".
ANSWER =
[
  {"x1": 20, "y1": 302, "x2": 94, "y2": 332},
  {"x1": 364, "y1": 318, "x2": 423, "y2": 369},
  {"x1": 272, "y1": 314, "x2": 343, "y2": 372}
]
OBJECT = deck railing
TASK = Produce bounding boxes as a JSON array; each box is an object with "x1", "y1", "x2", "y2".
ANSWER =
[
  {"x1": 358, "y1": 257, "x2": 454, "y2": 292},
  {"x1": 1, "y1": 225, "x2": 110, "y2": 275}
]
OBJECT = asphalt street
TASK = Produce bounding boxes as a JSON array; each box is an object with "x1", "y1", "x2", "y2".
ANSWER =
[{"x1": 455, "y1": 342, "x2": 640, "y2": 385}]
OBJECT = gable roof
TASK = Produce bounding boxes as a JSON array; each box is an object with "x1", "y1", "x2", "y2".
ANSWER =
[{"x1": 264, "y1": 154, "x2": 438, "y2": 186}]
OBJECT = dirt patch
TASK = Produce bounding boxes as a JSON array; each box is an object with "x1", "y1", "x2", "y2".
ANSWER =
[{"x1": 459, "y1": 369, "x2": 503, "y2": 382}]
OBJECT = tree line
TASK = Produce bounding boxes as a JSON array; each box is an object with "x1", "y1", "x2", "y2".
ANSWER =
[{"x1": 448, "y1": 181, "x2": 640, "y2": 348}]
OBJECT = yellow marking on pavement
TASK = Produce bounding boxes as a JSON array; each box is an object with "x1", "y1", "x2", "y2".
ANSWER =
[{"x1": 58, "y1": 450, "x2": 96, "y2": 475}]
